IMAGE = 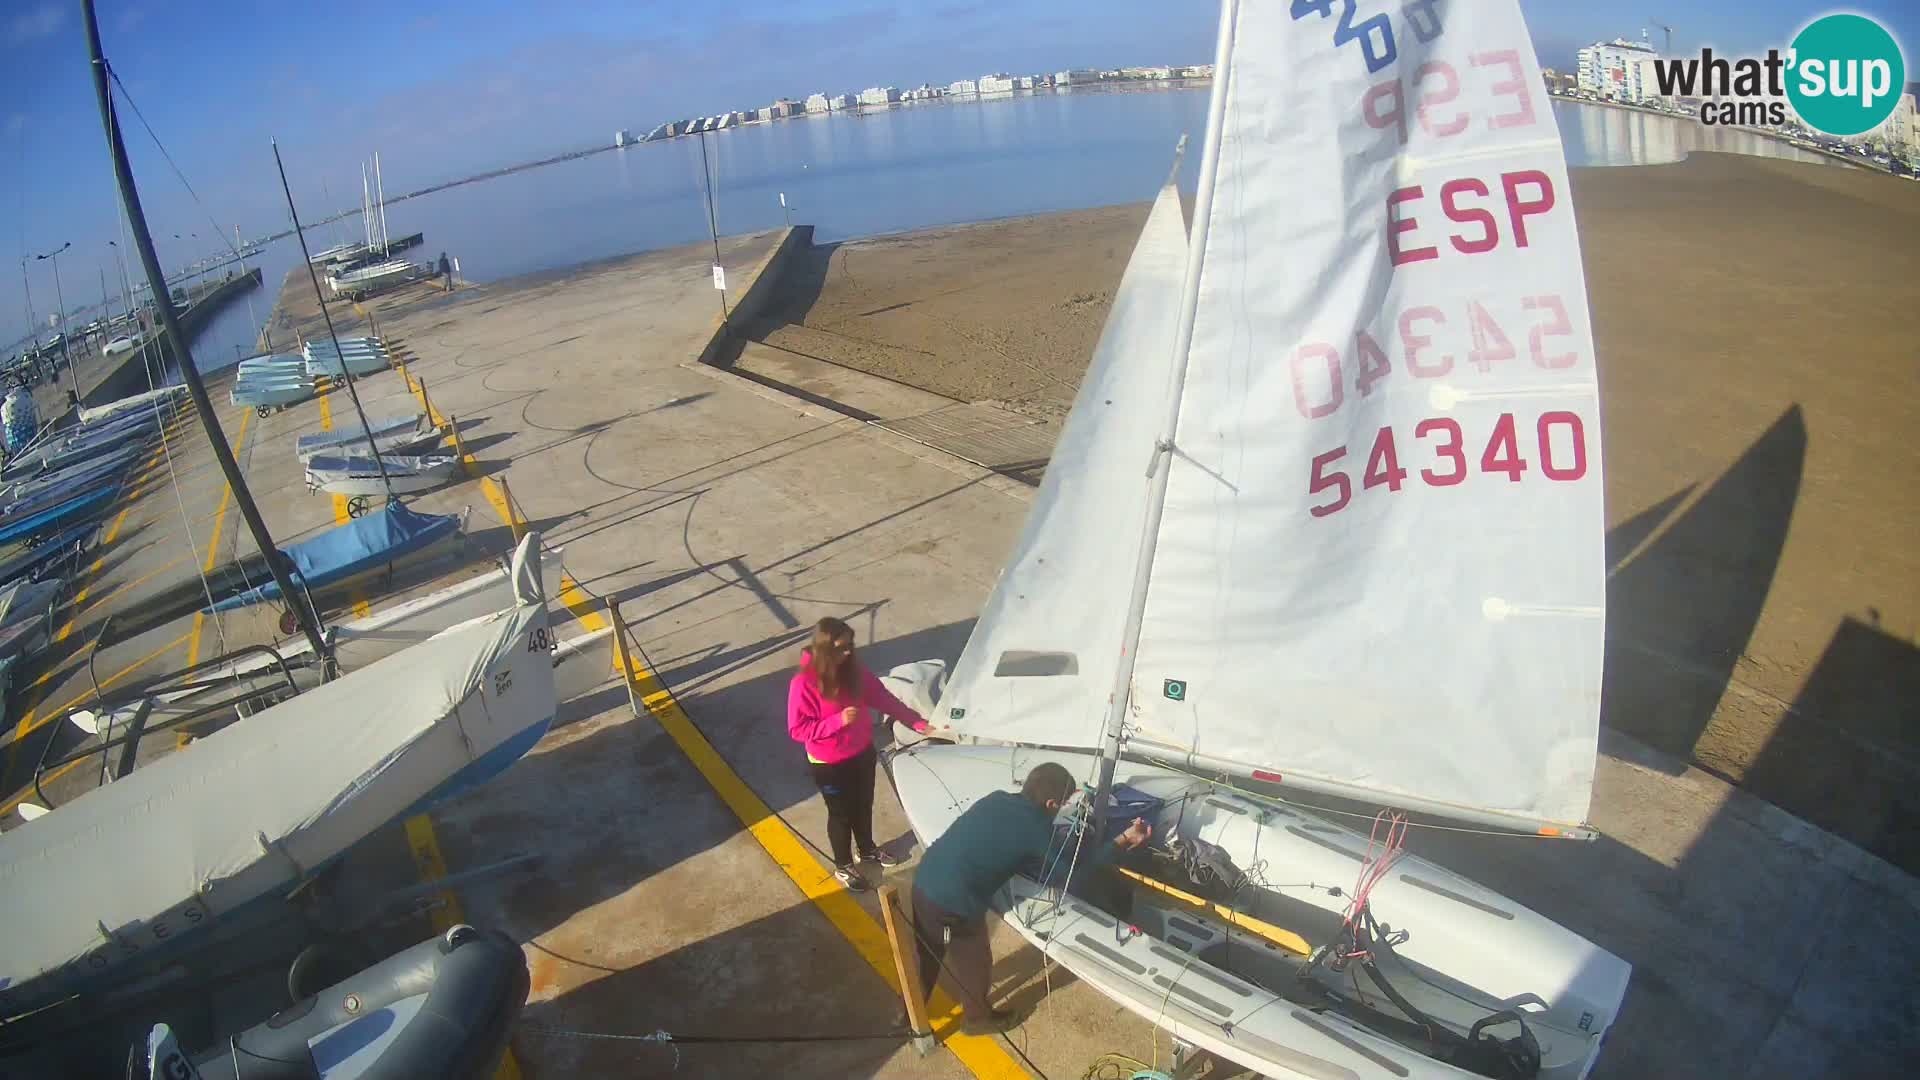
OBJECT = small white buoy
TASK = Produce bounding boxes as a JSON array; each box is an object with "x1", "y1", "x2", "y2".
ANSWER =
[{"x1": 17, "y1": 802, "x2": 48, "y2": 821}]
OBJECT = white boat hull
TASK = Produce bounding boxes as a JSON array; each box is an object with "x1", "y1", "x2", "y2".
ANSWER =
[
  {"x1": 0, "y1": 537, "x2": 559, "y2": 1019},
  {"x1": 888, "y1": 730, "x2": 1629, "y2": 1080},
  {"x1": 305, "y1": 454, "x2": 461, "y2": 497}
]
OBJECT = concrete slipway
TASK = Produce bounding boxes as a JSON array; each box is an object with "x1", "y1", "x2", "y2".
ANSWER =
[{"x1": 10, "y1": 225, "x2": 1912, "y2": 1078}]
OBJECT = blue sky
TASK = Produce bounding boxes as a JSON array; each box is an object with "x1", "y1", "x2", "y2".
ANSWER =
[{"x1": 5, "y1": 0, "x2": 1918, "y2": 346}]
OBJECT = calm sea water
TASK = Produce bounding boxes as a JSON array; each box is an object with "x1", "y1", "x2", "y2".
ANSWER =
[{"x1": 189, "y1": 93, "x2": 1832, "y2": 371}]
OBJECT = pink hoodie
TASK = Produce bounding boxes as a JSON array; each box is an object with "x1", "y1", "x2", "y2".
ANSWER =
[{"x1": 787, "y1": 649, "x2": 929, "y2": 764}]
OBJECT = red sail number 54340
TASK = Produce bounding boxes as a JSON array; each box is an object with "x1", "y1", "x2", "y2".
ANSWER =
[{"x1": 1308, "y1": 411, "x2": 1587, "y2": 518}]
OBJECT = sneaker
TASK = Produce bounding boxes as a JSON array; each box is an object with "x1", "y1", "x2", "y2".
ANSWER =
[
  {"x1": 862, "y1": 847, "x2": 905, "y2": 868},
  {"x1": 834, "y1": 865, "x2": 871, "y2": 892}
]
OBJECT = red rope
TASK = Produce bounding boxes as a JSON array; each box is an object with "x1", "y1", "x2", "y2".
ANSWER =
[{"x1": 1337, "y1": 810, "x2": 1409, "y2": 964}]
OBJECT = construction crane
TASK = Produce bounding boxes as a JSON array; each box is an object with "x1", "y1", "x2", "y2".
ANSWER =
[{"x1": 1649, "y1": 19, "x2": 1674, "y2": 55}]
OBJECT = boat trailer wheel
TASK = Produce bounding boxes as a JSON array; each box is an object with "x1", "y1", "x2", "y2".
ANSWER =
[
  {"x1": 347, "y1": 495, "x2": 370, "y2": 519},
  {"x1": 255, "y1": 405, "x2": 273, "y2": 419},
  {"x1": 278, "y1": 608, "x2": 299, "y2": 636}
]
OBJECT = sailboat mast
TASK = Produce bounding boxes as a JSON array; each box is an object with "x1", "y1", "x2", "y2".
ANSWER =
[
  {"x1": 78, "y1": 0, "x2": 329, "y2": 660},
  {"x1": 361, "y1": 164, "x2": 372, "y2": 251},
  {"x1": 271, "y1": 142, "x2": 396, "y2": 499},
  {"x1": 374, "y1": 151, "x2": 389, "y2": 253},
  {"x1": 1089, "y1": 0, "x2": 1240, "y2": 823}
]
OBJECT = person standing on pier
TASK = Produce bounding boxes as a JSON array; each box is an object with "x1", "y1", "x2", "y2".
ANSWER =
[
  {"x1": 787, "y1": 617, "x2": 930, "y2": 891},
  {"x1": 436, "y1": 252, "x2": 452, "y2": 292}
]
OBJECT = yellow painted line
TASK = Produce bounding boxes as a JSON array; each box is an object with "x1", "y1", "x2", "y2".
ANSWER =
[
  {"x1": 7, "y1": 629, "x2": 193, "y2": 748},
  {"x1": 557, "y1": 574, "x2": 608, "y2": 634},
  {"x1": 619, "y1": 655, "x2": 1029, "y2": 1078},
  {"x1": 403, "y1": 812, "x2": 521, "y2": 1080},
  {"x1": 186, "y1": 406, "x2": 252, "y2": 668},
  {"x1": 319, "y1": 390, "x2": 358, "y2": 529},
  {"x1": 317, "y1": 393, "x2": 372, "y2": 618},
  {"x1": 74, "y1": 553, "x2": 189, "y2": 618},
  {"x1": 2, "y1": 443, "x2": 170, "y2": 776},
  {"x1": 0, "y1": 759, "x2": 85, "y2": 818}
]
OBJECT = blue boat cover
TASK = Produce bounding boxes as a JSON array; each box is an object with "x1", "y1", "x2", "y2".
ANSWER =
[
  {"x1": 0, "y1": 484, "x2": 119, "y2": 546},
  {"x1": 206, "y1": 502, "x2": 459, "y2": 612}
]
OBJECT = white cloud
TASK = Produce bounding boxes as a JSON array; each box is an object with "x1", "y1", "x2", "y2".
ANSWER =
[{"x1": 9, "y1": 2, "x2": 64, "y2": 44}]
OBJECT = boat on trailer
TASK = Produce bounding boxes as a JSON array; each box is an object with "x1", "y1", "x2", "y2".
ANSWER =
[
  {"x1": 305, "y1": 452, "x2": 462, "y2": 499},
  {"x1": 0, "y1": 532, "x2": 557, "y2": 1023},
  {"x1": 883, "y1": 2, "x2": 1628, "y2": 1078},
  {"x1": 295, "y1": 411, "x2": 438, "y2": 462}
]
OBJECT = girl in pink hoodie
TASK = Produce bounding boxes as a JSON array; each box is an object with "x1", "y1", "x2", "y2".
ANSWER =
[{"x1": 788, "y1": 617, "x2": 929, "y2": 890}]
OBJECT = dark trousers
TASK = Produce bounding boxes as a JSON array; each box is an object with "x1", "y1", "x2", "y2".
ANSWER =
[
  {"x1": 809, "y1": 745, "x2": 877, "y2": 867},
  {"x1": 912, "y1": 887, "x2": 992, "y2": 1018}
]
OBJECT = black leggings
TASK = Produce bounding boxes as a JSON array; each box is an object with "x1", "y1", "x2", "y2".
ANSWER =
[{"x1": 809, "y1": 744, "x2": 877, "y2": 867}]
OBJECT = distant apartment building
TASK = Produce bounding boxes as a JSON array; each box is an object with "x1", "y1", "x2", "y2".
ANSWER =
[
  {"x1": 978, "y1": 73, "x2": 1016, "y2": 94},
  {"x1": 755, "y1": 106, "x2": 774, "y2": 121},
  {"x1": 1883, "y1": 92, "x2": 1918, "y2": 154},
  {"x1": 1056, "y1": 68, "x2": 1102, "y2": 86},
  {"x1": 858, "y1": 86, "x2": 899, "y2": 106},
  {"x1": 830, "y1": 93, "x2": 855, "y2": 110},
  {"x1": 805, "y1": 93, "x2": 832, "y2": 113},
  {"x1": 1576, "y1": 38, "x2": 1661, "y2": 103},
  {"x1": 770, "y1": 98, "x2": 802, "y2": 118},
  {"x1": 948, "y1": 78, "x2": 978, "y2": 96},
  {"x1": 614, "y1": 130, "x2": 633, "y2": 147},
  {"x1": 643, "y1": 122, "x2": 676, "y2": 141},
  {"x1": 1014, "y1": 75, "x2": 1037, "y2": 90},
  {"x1": 714, "y1": 113, "x2": 736, "y2": 129},
  {"x1": 1120, "y1": 65, "x2": 1173, "y2": 80},
  {"x1": 1180, "y1": 64, "x2": 1214, "y2": 78}
]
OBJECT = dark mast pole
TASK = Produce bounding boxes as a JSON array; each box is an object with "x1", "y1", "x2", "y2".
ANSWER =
[{"x1": 80, "y1": 0, "x2": 328, "y2": 659}]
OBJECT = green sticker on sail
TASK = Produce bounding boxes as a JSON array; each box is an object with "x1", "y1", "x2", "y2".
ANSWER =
[
  {"x1": 949, "y1": 707, "x2": 966, "y2": 720},
  {"x1": 1163, "y1": 679, "x2": 1187, "y2": 702}
]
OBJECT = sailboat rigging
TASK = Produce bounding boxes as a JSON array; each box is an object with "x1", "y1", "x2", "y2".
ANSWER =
[
  {"x1": 886, "y1": 0, "x2": 1627, "y2": 1076},
  {"x1": 79, "y1": 0, "x2": 326, "y2": 658}
]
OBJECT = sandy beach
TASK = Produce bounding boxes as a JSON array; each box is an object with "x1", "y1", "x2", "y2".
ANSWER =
[{"x1": 749, "y1": 151, "x2": 1920, "y2": 872}]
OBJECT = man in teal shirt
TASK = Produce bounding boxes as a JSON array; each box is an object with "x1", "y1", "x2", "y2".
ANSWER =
[{"x1": 909, "y1": 762, "x2": 1152, "y2": 1033}]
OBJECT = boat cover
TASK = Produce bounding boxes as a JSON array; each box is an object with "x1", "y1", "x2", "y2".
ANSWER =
[
  {"x1": 205, "y1": 502, "x2": 459, "y2": 612},
  {"x1": 77, "y1": 385, "x2": 187, "y2": 425},
  {"x1": 295, "y1": 412, "x2": 430, "y2": 460},
  {"x1": 304, "y1": 453, "x2": 453, "y2": 479},
  {"x1": 0, "y1": 595, "x2": 555, "y2": 1019},
  {"x1": 0, "y1": 483, "x2": 119, "y2": 546}
]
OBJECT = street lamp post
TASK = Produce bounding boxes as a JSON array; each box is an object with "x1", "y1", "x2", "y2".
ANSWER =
[
  {"x1": 33, "y1": 242, "x2": 81, "y2": 404},
  {"x1": 17, "y1": 257, "x2": 38, "y2": 378}
]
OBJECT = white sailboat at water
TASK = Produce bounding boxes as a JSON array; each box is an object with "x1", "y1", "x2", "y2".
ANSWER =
[{"x1": 885, "y1": 1, "x2": 1628, "y2": 1077}]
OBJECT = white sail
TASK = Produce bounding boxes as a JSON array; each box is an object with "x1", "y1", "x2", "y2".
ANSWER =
[
  {"x1": 934, "y1": 182, "x2": 1191, "y2": 750},
  {"x1": 1124, "y1": 1, "x2": 1604, "y2": 829}
]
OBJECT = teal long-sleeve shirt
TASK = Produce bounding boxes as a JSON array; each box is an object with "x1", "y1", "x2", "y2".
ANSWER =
[{"x1": 912, "y1": 790, "x2": 1117, "y2": 920}]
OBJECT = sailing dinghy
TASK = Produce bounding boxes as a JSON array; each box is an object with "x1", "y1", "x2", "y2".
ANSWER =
[
  {"x1": 296, "y1": 411, "x2": 439, "y2": 462},
  {"x1": 77, "y1": 384, "x2": 189, "y2": 426},
  {"x1": 885, "y1": 2, "x2": 1628, "y2": 1078},
  {"x1": 0, "y1": 533, "x2": 557, "y2": 1021},
  {"x1": 305, "y1": 452, "x2": 462, "y2": 498}
]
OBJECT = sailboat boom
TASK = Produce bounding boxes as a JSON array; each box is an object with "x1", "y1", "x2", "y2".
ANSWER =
[
  {"x1": 1128, "y1": 736, "x2": 1598, "y2": 840},
  {"x1": 1091, "y1": 0, "x2": 1242, "y2": 820}
]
